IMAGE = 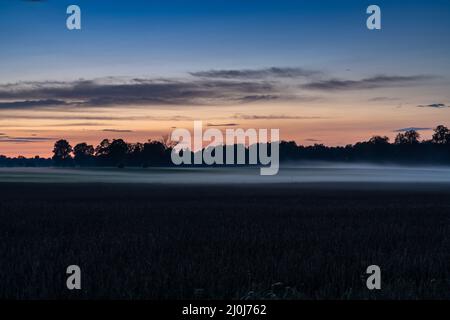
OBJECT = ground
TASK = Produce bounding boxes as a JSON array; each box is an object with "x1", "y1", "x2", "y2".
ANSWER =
[{"x1": 1, "y1": 180, "x2": 450, "y2": 299}]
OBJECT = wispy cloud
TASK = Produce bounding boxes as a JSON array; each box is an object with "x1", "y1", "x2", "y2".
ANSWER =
[
  {"x1": 0, "y1": 77, "x2": 280, "y2": 109},
  {"x1": 302, "y1": 75, "x2": 436, "y2": 91},
  {"x1": 0, "y1": 99, "x2": 69, "y2": 109},
  {"x1": 232, "y1": 113, "x2": 323, "y2": 120},
  {"x1": 305, "y1": 138, "x2": 321, "y2": 142},
  {"x1": 0, "y1": 72, "x2": 436, "y2": 112},
  {"x1": 416, "y1": 103, "x2": 449, "y2": 108},
  {"x1": 102, "y1": 129, "x2": 134, "y2": 133},
  {"x1": 237, "y1": 95, "x2": 279, "y2": 103},
  {"x1": 393, "y1": 127, "x2": 433, "y2": 132},
  {"x1": 0, "y1": 113, "x2": 193, "y2": 121},
  {"x1": 0, "y1": 135, "x2": 55, "y2": 143},
  {"x1": 368, "y1": 96, "x2": 400, "y2": 102},
  {"x1": 190, "y1": 67, "x2": 321, "y2": 79},
  {"x1": 46, "y1": 122, "x2": 107, "y2": 127},
  {"x1": 206, "y1": 123, "x2": 239, "y2": 127}
]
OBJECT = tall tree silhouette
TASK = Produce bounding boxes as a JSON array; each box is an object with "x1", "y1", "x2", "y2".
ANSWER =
[
  {"x1": 74, "y1": 143, "x2": 94, "y2": 166},
  {"x1": 127, "y1": 142, "x2": 144, "y2": 166},
  {"x1": 95, "y1": 139, "x2": 111, "y2": 157},
  {"x1": 94, "y1": 139, "x2": 112, "y2": 166},
  {"x1": 108, "y1": 139, "x2": 129, "y2": 167},
  {"x1": 395, "y1": 130, "x2": 420, "y2": 144},
  {"x1": 94, "y1": 139, "x2": 129, "y2": 167},
  {"x1": 432, "y1": 125, "x2": 450, "y2": 144},
  {"x1": 52, "y1": 139, "x2": 73, "y2": 166},
  {"x1": 143, "y1": 140, "x2": 167, "y2": 167}
]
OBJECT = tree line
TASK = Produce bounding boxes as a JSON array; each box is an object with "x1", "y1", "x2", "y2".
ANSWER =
[{"x1": 1, "y1": 125, "x2": 450, "y2": 167}]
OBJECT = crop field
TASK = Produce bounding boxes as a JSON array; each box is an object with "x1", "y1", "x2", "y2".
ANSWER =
[{"x1": 1, "y1": 178, "x2": 450, "y2": 299}]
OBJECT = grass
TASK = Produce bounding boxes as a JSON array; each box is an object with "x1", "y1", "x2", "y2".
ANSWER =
[{"x1": 0, "y1": 182, "x2": 449, "y2": 299}]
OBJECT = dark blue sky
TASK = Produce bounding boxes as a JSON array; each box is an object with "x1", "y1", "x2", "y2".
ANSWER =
[{"x1": 1, "y1": 0, "x2": 450, "y2": 81}]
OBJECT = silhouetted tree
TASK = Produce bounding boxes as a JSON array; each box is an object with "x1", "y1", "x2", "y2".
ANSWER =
[
  {"x1": 395, "y1": 130, "x2": 420, "y2": 145},
  {"x1": 143, "y1": 140, "x2": 167, "y2": 166},
  {"x1": 279, "y1": 141, "x2": 299, "y2": 161},
  {"x1": 52, "y1": 139, "x2": 73, "y2": 166},
  {"x1": 432, "y1": 125, "x2": 450, "y2": 144},
  {"x1": 127, "y1": 142, "x2": 144, "y2": 166},
  {"x1": 158, "y1": 134, "x2": 177, "y2": 149},
  {"x1": 74, "y1": 143, "x2": 94, "y2": 166},
  {"x1": 95, "y1": 139, "x2": 111, "y2": 157},
  {"x1": 94, "y1": 139, "x2": 112, "y2": 166},
  {"x1": 108, "y1": 139, "x2": 129, "y2": 167},
  {"x1": 368, "y1": 135, "x2": 390, "y2": 145}
]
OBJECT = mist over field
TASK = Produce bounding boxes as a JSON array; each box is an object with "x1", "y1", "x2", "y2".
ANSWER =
[
  {"x1": 2, "y1": 163, "x2": 450, "y2": 299},
  {"x1": 1, "y1": 163, "x2": 450, "y2": 185}
]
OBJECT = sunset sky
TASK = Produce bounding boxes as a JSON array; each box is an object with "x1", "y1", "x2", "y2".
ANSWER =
[{"x1": 1, "y1": 0, "x2": 450, "y2": 157}]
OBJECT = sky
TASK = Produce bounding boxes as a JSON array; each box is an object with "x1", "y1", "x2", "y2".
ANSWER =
[{"x1": 0, "y1": 0, "x2": 450, "y2": 157}]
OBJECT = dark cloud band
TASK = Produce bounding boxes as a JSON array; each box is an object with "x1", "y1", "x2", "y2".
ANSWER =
[
  {"x1": 393, "y1": 127, "x2": 432, "y2": 132},
  {"x1": 302, "y1": 75, "x2": 435, "y2": 91},
  {"x1": 190, "y1": 67, "x2": 321, "y2": 79},
  {"x1": 416, "y1": 103, "x2": 449, "y2": 108},
  {"x1": 0, "y1": 78, "x2": 280, "y2": 109}
]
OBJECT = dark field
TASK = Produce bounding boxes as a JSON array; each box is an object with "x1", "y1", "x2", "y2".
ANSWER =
[{"x1": 1, "y1": 182, "x2": 450, "y2": 299}]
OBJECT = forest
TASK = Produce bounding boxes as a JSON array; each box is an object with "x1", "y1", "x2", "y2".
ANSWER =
[{"x1": 1, "y1": 125, "x2": 450, "y2": 167}]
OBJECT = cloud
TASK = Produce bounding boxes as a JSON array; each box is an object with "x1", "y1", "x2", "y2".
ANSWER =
[
  {"x1": 393, "y1": 127, "x2": 433, "y2": 132},
  {"x1": 0, "y1": 114, "x2": 134, "y2": 121},
  {"x1": 0, "y1": 77, "x2": 281, "y2": 109},
  {"x1": 102, "y1": 129, "x2": 134, "y2": 133},
  {"x1": 416, "y1": 103, "x2": 449, "y2": 108},
  {"x1": 46, "y1": 122, "x2": 107, "y2": 127},
  {"x1": 305, "y1": 138, "x2": 321, "y2": 142},
  {"x1": 206, "y1": 123, "x2": 239, "y2": 127},
  {"x1": 302, "y1": 75, "x2": 436, "y2": 91},
  {"x1": 0, "y1": 99, "x2": 69, "y2": 109},
  {"x1": 0, "y1": 113, "x2": 194, "y2": 121},
  {"x1": 190, "y1": 67, "x2": 321, "y2": 79},
  {"x1": 237, "y1": 94, "x2": 319, "y2": 104},
  {"x1": 232, "y1": 113, "x2": 323, "y2": 120},
  {"x1": 0, "y1": 135, "x2": 55, "y2": 143},
  {"x1": 368, "y1": 97, "x2": 400, "y2": 102},
  {"x1": 0, "y1": 72, "x2": 432, "y2": 112},
  {"x1": 237, "y1": 95, "x2": 280, "y2": 103},
  {"x1": 152, "y1": 115, "x2": 193, "y2": 121}
]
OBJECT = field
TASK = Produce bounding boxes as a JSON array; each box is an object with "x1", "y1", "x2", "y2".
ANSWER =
[{"x1": 1, "y1": 173, "x2": 450, "y2": 299}]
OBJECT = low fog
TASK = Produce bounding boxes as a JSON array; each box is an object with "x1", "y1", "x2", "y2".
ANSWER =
[{"x1": 1, "y1": 163, "x2": 450, "y2": 185}]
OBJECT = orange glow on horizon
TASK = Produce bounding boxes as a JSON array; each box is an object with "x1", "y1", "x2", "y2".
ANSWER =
[{"x1": 0, "y1": 101, "x2": 448, "y2": 157}]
